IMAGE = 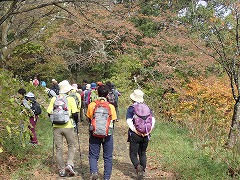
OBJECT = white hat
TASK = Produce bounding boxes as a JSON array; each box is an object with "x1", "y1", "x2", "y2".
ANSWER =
[
  {"x1": 72, "y1": 84, "x2": 78, "y2": 90},
  {"x1": 52, "y1": 79, "x2": 57, "y2": 82},
  {"x1": 25, "y1": 92, "x2": 35, "y2": 98},
  {"x1": 59, "y1": 80, "x2": 73, "y2": 94},
  {"x1": 86, "y1": 84, "x2": 91, "y2": 90},
  {"x1": 130, "y1": 89, "x2": 144, "y2": 103}
]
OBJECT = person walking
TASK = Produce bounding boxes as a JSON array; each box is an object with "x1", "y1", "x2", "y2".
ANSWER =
[
  {"x1": 32, "y1": 77, "x2": 39, "y2": 86},
  {"x1": 17, "y1": 89, "x2": 41, "y2": 145},
  {"x1": 86, "y1": 85, "x2": 117, "y2": 180},
  {"x1": 106, "y1": 81, "x2": 121, "y2": 118},
  {"x1": 47, "y1": 80, "x2": 79, "y2": 177},
  {"x1": 70, "y1": 83, "x2": 82, "y2": 128},
  {"x1": 126, "y1": 89, "x2": 155, "y2": 180},
  {"x1": 51, "y1": 78, "x2": 60, "y2": 95}
]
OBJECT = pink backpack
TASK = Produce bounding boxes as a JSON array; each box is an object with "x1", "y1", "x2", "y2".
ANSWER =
[{"x1": 133, "y1": 103, "x2": 153, "y2": 134}]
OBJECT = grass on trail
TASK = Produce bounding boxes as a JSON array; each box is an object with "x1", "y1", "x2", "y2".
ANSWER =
[
  {"x1": 149, "y1": 122, "x2": 230, "y2": 180},
  {"x1": 4, "y1": 114, "x2": 232, "y2": 179}
]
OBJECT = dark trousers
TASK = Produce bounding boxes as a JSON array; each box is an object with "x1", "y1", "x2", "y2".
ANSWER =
[
  {"x1": 89, "y1": 134, "x2": 113, "y2": 179},
  {"x1": 129, "y1": 132, "x2": 149, "y2": 170}
]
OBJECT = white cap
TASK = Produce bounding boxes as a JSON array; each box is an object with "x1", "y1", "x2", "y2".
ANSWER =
[
  {"x1": 25, "y1": 92, "x2": 35, "y2": 98},
  {"x1": 72, "y1": 84, "x2": 78, "y2": 90}
]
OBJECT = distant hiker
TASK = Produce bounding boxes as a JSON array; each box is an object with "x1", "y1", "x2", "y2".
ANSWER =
[
  {"x1": 17, "y1": 89, "x2": 42, "y2": 145},
  {"x1": 40, "y1": 80, "x2": 47, "y2": 87},
  {"x1": 81, "y1": 79, "x2": 88, "y2": 91},
  {"x1": 86, "y1": 85, "x2": 117, "y2": 180},
  {"x1": 47, "y1": 80, "x2": 79, "y2": 177},
  {"x1": 97, "y1": 81, "x2": 104, "y2": 88},
  {"x1": 69, "y1": 83, "x2": 82, "y2": 127},
  {"x1": 87, "y1": 82, "x2": 98, "y2": 105},
  {"x1": 83, "y1": 84, "x2": 91, "y2": 106},
  {"x1": 126, "y1": 89, "x2": 155, "y2": 180},
  {"x1": 29, "y1": 79, "x2": 33, "y2": 85},
  {"x1": 106, "y1": 81, "x2": 121, "y2": 118},
  {"x1": 51, "y1": 79, "x2": 60, "y2": 95},
  {"x1": 33, "y1": 77, "x2": 39, "y2": 86},
  {"x1": 80, "y1": 83, "x2": 91, "y2": 121}
]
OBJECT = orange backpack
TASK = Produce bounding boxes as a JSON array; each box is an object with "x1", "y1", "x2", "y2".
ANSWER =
[{"x1": 91, "y1": 100, "x2": 112, "y2": 138}]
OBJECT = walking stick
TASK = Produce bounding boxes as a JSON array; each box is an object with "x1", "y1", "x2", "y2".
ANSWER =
[{"x1": 52, "y1": 126, "x2": 55, "y2": 166}]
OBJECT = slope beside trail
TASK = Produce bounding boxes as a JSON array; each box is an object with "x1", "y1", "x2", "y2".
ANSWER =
[{"x1": 35, "y1": 119, "x2": 176, "y2": 180}]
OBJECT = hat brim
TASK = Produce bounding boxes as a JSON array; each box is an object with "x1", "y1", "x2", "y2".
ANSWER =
[
  {"x1": 130, "y1": 93, "x2": 144, "y2": 103},
  {"x1": 59, "y1": 84, "x2": 73, "y2": 94}
]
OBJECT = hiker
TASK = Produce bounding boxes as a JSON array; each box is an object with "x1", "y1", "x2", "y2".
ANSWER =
[
  {"x1": 80, "y1": 83, "x2": 91, "y2": 121},
  {"x1": 47, "y1": 80, "x2": 79, "y2": 177},
  {"x1": 40, "y1": 80, "x2": 47, "y2": 87},
  {"x1": 106, "y1": 81, "x2": 121, "y2": 118},
  {"x1": 126, "y1": 89, "x2": 155, "y2": 179},
  {"x1": 33, "y1": 77, "x2": 39, "y2": 86},
  {"x1": 51, "y1": 79, "x2": 60, "y2": 95},
  {"x1": 97, "y1": 81, "x2": 104, "y2": 88},
  {"x1": 87, "y1": 82, "x2": 98, "y2": 105},
  {"x1": 83, "y1": 84, "x2": 91, "y2": 106},
  {"x1": 17, "y1": 89, "x2": 41, "y2": 145},
  {"x1": 29, "y1": 79, "x2": 33, "y2": 85},
  {"x1": 81, "y1": 79, "x2": 88, "y2": 91},
  {"x1": 70, "y1": 83, "x2": 82, "y2": 126},
  {"x1": 86, "y1": 85, "x2": 117, "y2": 180}
]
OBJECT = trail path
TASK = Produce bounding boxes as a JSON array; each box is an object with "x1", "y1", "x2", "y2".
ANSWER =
[{"x1": 37, "y1": 119, "x2": 176, "y2": 180}]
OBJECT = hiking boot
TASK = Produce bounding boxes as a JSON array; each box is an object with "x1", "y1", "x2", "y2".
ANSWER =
[
  {"x1": 59, "y1": 169, "x2": 67, "y2": 177},
  {"x1": 136, "y1": 164, "x2": 144, "y2": 180},
  {"x1": 65, "y1": 164, "x2": 75, "y2": 176},
  {"x1": 90, "y1": 172, "x2": 99, "y2": 180}
]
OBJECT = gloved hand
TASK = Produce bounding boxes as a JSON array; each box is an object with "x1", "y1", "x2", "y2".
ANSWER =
[{"x1": 72, "y1": 112, "x2": 79, "y2": 124}]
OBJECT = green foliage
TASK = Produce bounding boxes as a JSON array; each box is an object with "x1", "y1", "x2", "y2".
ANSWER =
[
  {"x1": 0, "y1": 69, "x2": 48, "y2": 154},
  {"x1": 107, "y1": 55, "x2": 144, "y2": 92},
  {"x1": 162, "y1": 44, "x2": 183, "y2": 54},
  {"x1": 140, "y1": 2, "x2": 160, "y2": 16},
  {"x1": 13, "y1": 42, "x2": 44, "y2": 55},
  {"x1": 150, "y1": 122, "x2": 230, "y2": 179},
  {"x1": 131, "y1": 17, "x2": 159, "y2": 37}
]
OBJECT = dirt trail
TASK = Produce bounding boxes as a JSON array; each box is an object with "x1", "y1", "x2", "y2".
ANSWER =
[{"x1": 39, "y1": 119, "x2": 176, "y2": 180}]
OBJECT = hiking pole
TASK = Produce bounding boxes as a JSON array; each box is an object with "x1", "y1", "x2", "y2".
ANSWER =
[
  {"x1": 76, "y1": 123, "x2": 84, "y2": 176},
  {"x1": 52, "y1": 127, "x2": 55, "y2": 167}
]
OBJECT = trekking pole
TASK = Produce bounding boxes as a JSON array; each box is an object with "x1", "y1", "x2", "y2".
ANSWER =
[
  {"x1": 52, "y1": 127, "x2": 55, "y2": 167},
  {"x1": 134, "y1": 76, "x2": 141, "y2": 89},
  {"x1": 76, "y1": 123, "x2": 84, "y2": 176}
]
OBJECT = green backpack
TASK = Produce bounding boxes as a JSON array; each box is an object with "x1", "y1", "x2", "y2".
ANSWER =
[
  {"x1": 89, "y1": 89, "x2": 98, "y2": 103},
  {"x1": 69, "y1": 91, "x2": 80, "y2": 107}
]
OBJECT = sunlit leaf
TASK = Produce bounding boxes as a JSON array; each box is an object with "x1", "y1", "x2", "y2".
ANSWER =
[{"x1": 6, "y1": 125, "x2": 11, "y2": 135}]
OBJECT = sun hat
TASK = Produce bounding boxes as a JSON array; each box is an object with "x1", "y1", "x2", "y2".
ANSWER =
[
  {"x1": 91, "y1": 82, "x2": 97, "y2": 89},
  {"x1": 130, "y1": 89, "x2": 144, "y2": 103},
  {"x1": 52, "y1": 79, "x2": 57, "y2": 82},
  {"x1": 25, "y1": 92, "x2": 35, "y2": 98},
  {"x1": 59, "y1": 80, "x2": 73, "y2": 94},
  {"x1": 86, "y1": 84, "x2": 91, "y2": 90},
  {"x1": 72, "y1": 84, "x2": 78, "y2": 90}
]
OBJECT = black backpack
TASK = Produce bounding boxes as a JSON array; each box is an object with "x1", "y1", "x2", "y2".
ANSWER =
[
  {"x1": 107, "y1": 90, "x2": 116, "y2": 107},
  {"x1": 30, "y1": 100, "x2": 42, "y2": 115}
]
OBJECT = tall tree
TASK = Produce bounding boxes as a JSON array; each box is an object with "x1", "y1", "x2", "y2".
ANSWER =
[
  {"x1": 181, "y1": 0, "x2": 240, "y2": 148},
  {"x1": 0, "y1": 0, "x2": 140, "y2": 79}
]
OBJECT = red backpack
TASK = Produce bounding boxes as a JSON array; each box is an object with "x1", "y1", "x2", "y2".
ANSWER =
[{"x1": 91, "y1": 100, "x2": 112, "y2": 138}]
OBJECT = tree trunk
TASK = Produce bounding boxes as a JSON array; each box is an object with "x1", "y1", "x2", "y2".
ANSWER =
[{"x1": 227, "y1": 99, "x2": 240, "y2": 148}]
